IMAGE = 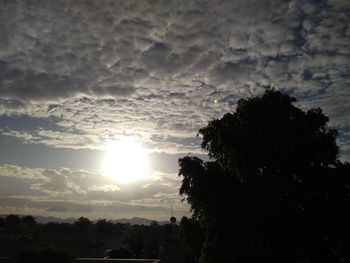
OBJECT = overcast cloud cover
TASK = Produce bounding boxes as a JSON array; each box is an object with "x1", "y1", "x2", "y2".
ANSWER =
[{"x1": 0, "y1": 0, "x2": 349, "y2": 220}]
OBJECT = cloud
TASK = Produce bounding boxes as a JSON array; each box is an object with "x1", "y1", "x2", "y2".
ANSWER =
[
  {"x1": 140, "y1": 42, "x2": 200, "y2": 76},
  {"x1": 0, "y1": 164, "x2": 46, "y2": 180},
  {"x1": 1, "y1": 0, "x2": 349, "y2": 221},
  {"x1": 0, "y1": 60, "x2": 87, "y2": 101},
  {"x1": 0, "y1": 99, "x2": 26, "y2": 110},
  {"x1": 88, "y1": 184, "x2": 121, "y2": 192},
  {"x1": 208, "y1": 62, "x2": 257, "y2": 87},
  {"x1": 0, "y1": 0, "x2": 349, "y2": 158},
  {"x1": 0, "y1": 164, "x2": 189, "y2": 220}
]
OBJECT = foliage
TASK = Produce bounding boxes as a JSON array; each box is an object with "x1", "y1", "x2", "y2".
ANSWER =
[
  {"x1": 20, "y1": 216, "x2": 36, "y2": 227},
  {"x1": 73, "y1": 216, "x2": 92, "y2": 231},
  {"x1": 123, "y1": 226, "x2": 144, "y2": 257},
  {"x1": 179, "y1": 216, "x2": 204, "y2": 263},
  {"x1": 96, "y1": 218, "x2": 116, "y2": 234},
  {"x1": 150, "y1": 220, "x2": 159, "y2": 226},
  {"x1": 170, "y1": 216, "x2": 177, "y2": 225},
  {"x1": 0, "y1": 214, "x2": 37, "y2": 234},
  {"x1": 4, "y1": 214, "x2": 21, "y2": 233},
  {"x1": 178, "y1": 89, "x2": 350, "y2": 263},
  {"x1": 0, "y1": 215, "x2": 170, "y2": 259}
]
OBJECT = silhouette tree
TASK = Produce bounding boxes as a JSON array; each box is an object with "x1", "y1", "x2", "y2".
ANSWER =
[
  {"x1": 73, "y1": 216, "x2": 92, "y2": 231},
  {"x1": 150, "y1": 220, "x2": 159, "y2": 226},
  {"x1": 178, "y1": 89, "x2": 350, "y2": 263},
  {"x1": 96, "y1": 218, "x2": 115, "y2": 234},
  {"x1": 21, "y1": 215, "x2": 37, "y2": 229},
  {"x1": 123, "y1": 226, "x2": 144, "y2": 257},
  {"x1": 170, "y1": 216, "x2": 177, "y2": 225},
  {"x1": 5, "y1": 214, "x2": 21, "y2": 233}
]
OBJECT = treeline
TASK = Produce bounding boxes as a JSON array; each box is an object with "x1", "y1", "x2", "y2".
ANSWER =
[
  {"x1": 0, "y1": 214, "x2": 127, "y2": 237},
  {"x1": 0, "y1": 214, "x2": 177, "y2": 260}
]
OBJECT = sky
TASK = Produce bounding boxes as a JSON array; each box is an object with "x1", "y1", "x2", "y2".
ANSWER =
[{"x1": 0, "y1": 0, "x2": 349, "y2": 221}]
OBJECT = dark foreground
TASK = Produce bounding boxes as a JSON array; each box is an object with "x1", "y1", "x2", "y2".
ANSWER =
[{"x1": 0, "y1": 258, "x2": 161, "y2": 263}]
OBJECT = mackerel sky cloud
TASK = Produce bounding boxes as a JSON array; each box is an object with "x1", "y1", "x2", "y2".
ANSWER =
[{"x1": 0, "y1": 0, "x2": 349, "y2": 220}]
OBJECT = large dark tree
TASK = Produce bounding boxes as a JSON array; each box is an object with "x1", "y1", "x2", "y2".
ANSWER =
[
  {"x1": 179, "y1": 216, "x2": 204, "y2": 263},
  {"x1": 178, "y1": 89, "x2": 350, "y2": 263}
]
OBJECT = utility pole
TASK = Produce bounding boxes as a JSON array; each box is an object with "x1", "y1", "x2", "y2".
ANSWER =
[
  {"x1": 171, "y1": 202, "x2": 173, "y2": 217},
  {"x1": 170, "y1": 201, "x2": 176, "y2": 225}
]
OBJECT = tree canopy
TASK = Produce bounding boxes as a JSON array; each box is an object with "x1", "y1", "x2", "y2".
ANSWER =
[{"x1": 178, "y1": 89, "x2": 350, "y2": 263}]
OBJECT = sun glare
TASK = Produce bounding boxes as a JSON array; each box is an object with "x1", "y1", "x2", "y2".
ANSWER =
[{"x1": 102, "y1": 138, "x2": 149, "y2": 183}]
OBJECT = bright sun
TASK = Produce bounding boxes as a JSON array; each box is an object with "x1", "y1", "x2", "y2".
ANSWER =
[{"x1": 102, "y1": 138, "x2": 149, "y2": 183}]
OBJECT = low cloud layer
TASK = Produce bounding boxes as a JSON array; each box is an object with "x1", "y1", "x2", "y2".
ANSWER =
[{"x1": 0, "y1": 164, "x2": 189, "y2": 220}]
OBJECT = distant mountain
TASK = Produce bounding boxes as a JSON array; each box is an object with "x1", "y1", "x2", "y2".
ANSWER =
[
  {"x1": 114, "y1": 217, "x2": 169, "y2": 225},
  {"x1": 0, "y1": 214, "x2": 169, "y2": 225},
  {"x1": 33, "y1": 215, "x2": 77, "y2": 224}
]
